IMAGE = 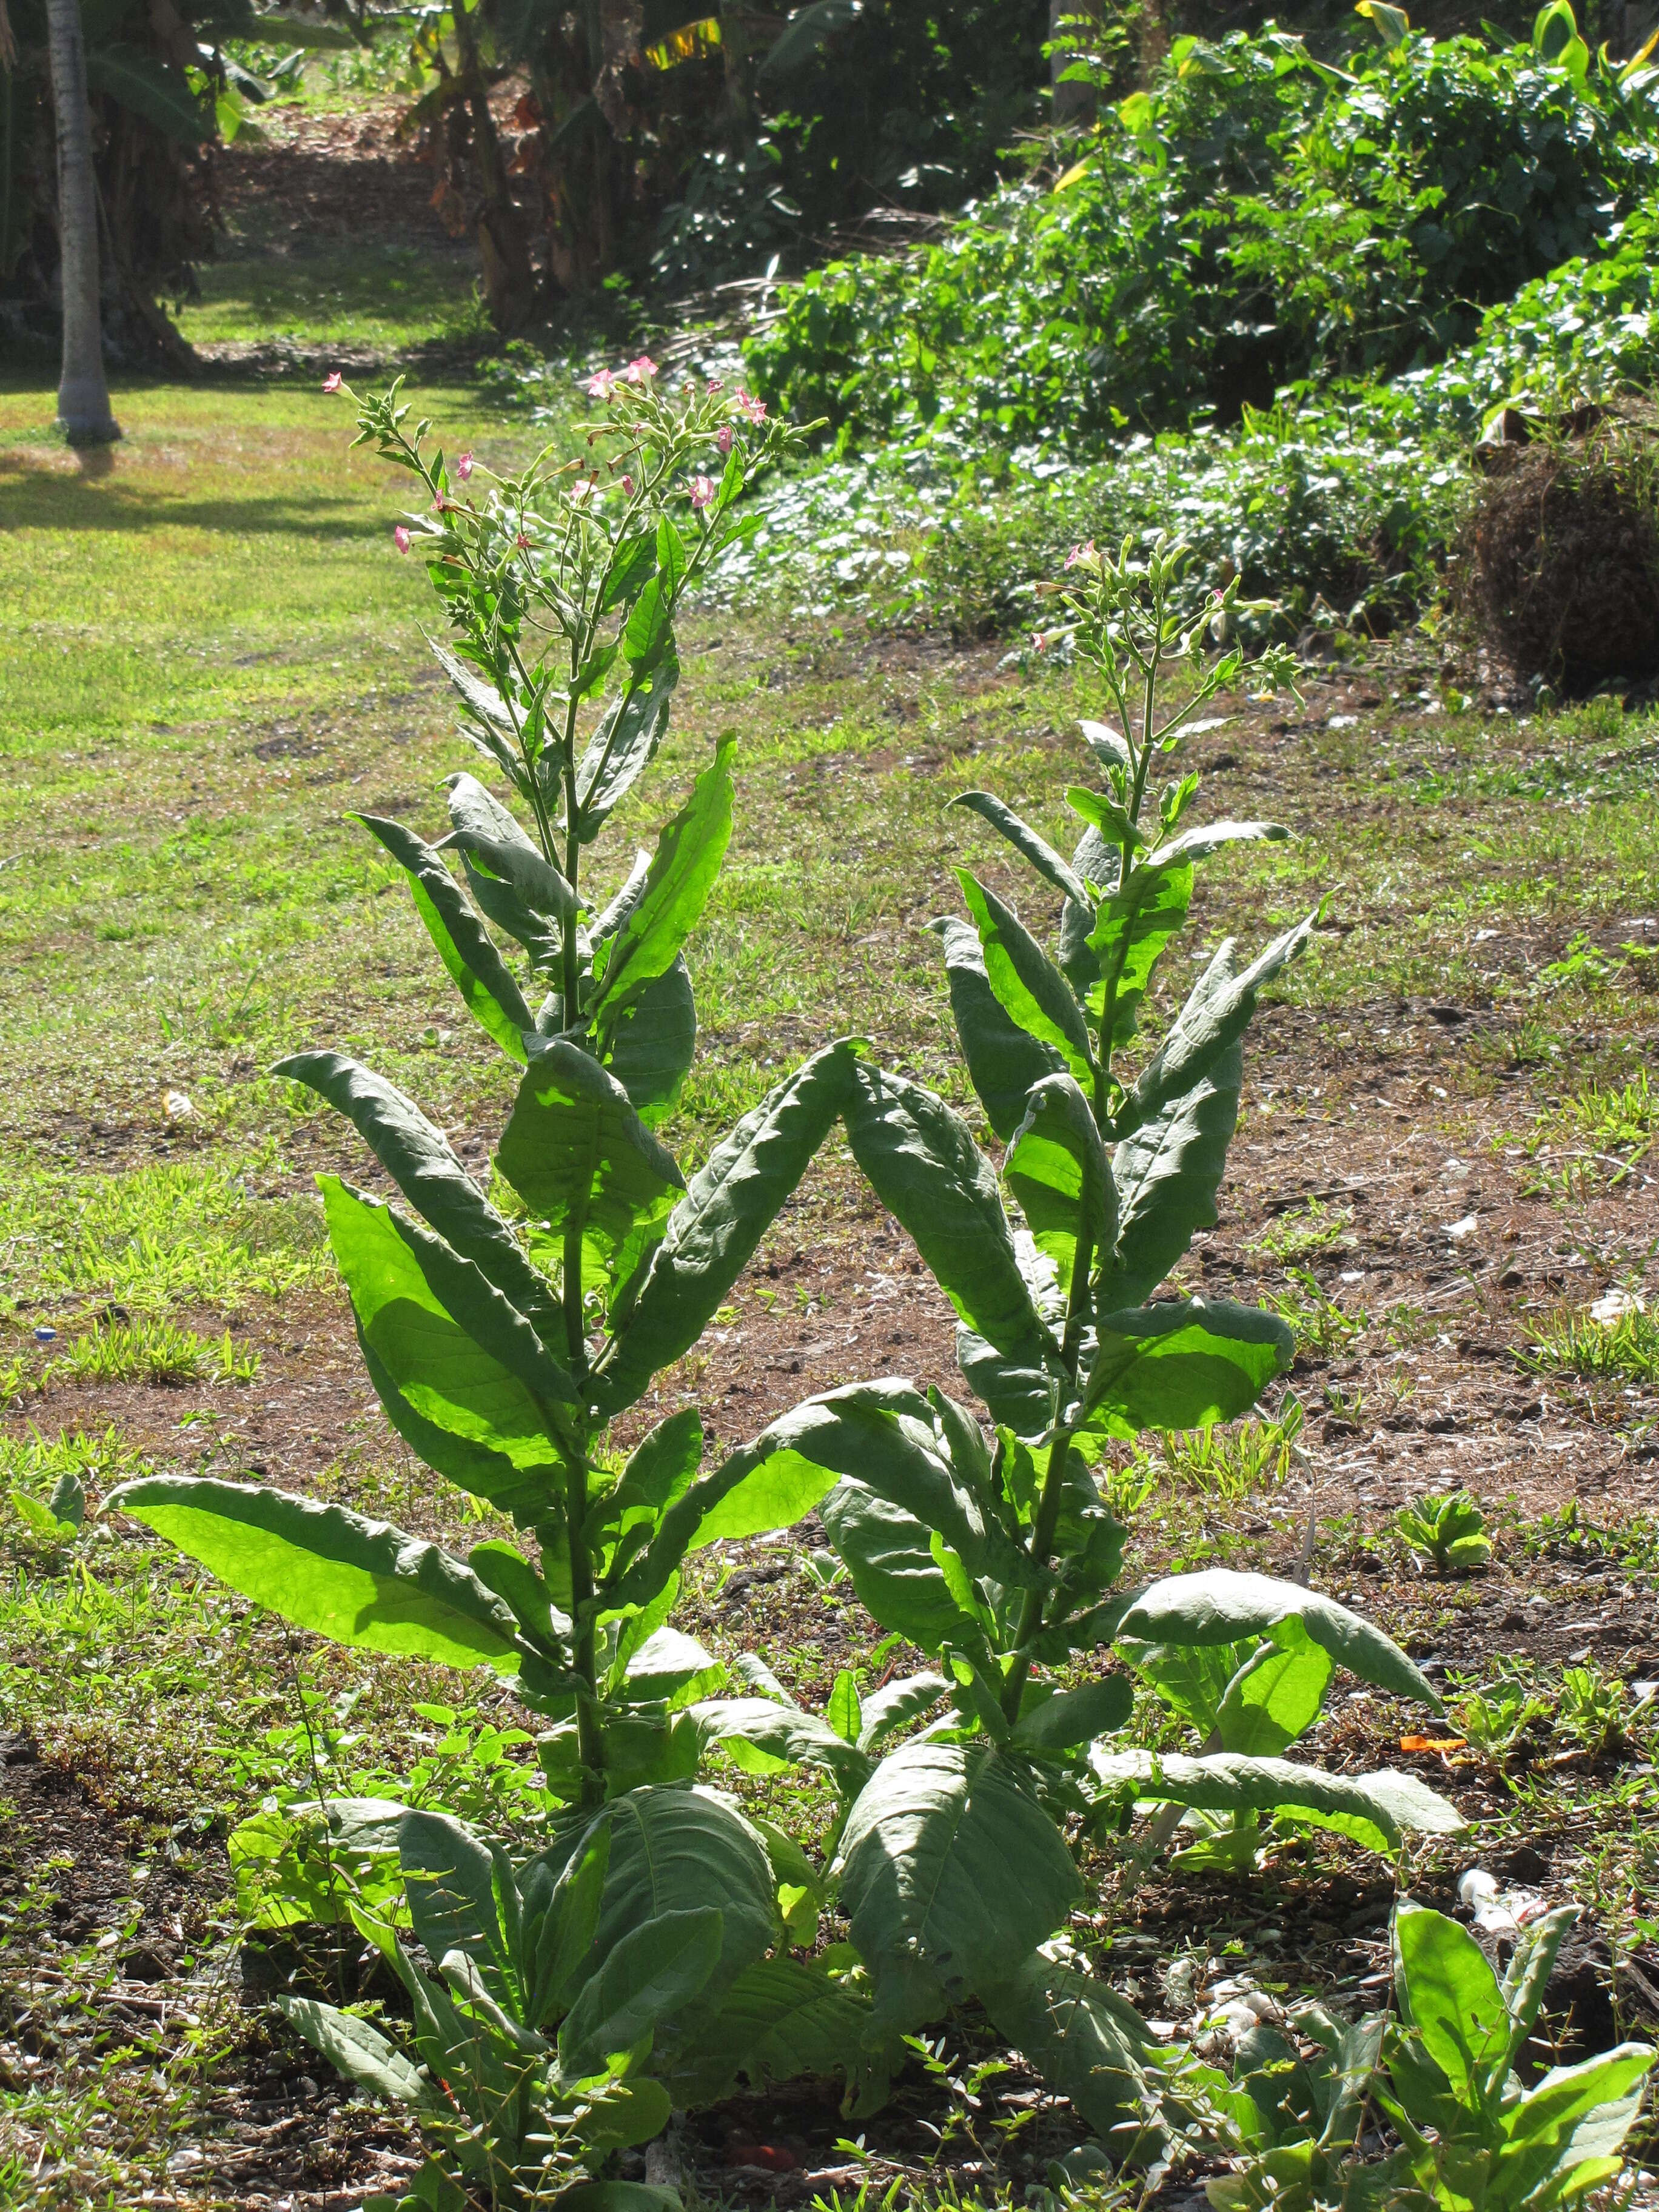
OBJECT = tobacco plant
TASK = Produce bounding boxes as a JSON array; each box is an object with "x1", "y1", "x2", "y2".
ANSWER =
[{"x1": 686, "y1": 538, "x2": 1457, "y2": 2149}]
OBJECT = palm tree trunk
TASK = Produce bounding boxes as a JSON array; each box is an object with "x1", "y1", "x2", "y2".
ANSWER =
[{"x1": 45, "y1": 0, "x2": 119, "y2": 443}]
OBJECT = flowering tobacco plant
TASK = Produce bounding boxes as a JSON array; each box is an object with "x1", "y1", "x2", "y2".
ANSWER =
[
  {"x1": 688, "y1": 534, "x2": 1459, "y2": 2155},
  {"x1": 104, "y1": 367, "x2": 941, "y2": 2208}
]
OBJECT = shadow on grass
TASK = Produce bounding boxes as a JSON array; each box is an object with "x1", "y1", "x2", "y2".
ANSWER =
[{"x1": 0, "y1": 457, "x2": 386, "y2": 536}]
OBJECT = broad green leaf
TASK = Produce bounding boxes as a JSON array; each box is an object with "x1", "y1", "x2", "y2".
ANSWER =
[
  {"x1": 596, "y1": 1040, "x2": 859, "y2": 1412},
  {"x1": 574, "y1": 662, "x2": 678, "y2": 843},
  {"x1": 274, "y1": 1996, "x2": 435, "y2": 2111},
  {"x1": 332, "y1": 1188, "x2": 563, "y2": 1524},
  {"x1": 828, "y1": 1668, "x2": 863, "y2": 1746},
  {"x1": 1065, "y1": 783, "x2": 1147, "y2": 852},
  {"x1": 1128, "y1": 912, "x2": 1318, "y2": 1133},
  {"x1": 1116, "y1": 1570, "x2": 1437, "y2": 1708},
  {"x1": 460, "y1": 846, "x2": 561, "y2": 969},
  {"x1": 1090, "y1": 1751, "x2": 1463, "y2": 1855},
  {"x1": 958, "y1": 870, "x2": 1094, "y2": 1085},
  {"x1": 949, "y1": 791, "x2": 1091, "y2": 908},
  {"x1": 1057, "y1": 823, "x2": 1117, "y2": 995},
  {"x1": 621, "y1": 576, "x2": 673, "y2": 672},
  {"x1": 835, "y1": 1741, "x2": 1082, "y2": 2016},
  {"x1": 1104, "y1": 1039, "x2": 1242, "y2": 1309},
  {"x1": 530, "y1": 1818, "x2": 611, "y2": 2026},
  {"x1": 663, "y1": 1956, "x2": 893, "y2": 2116},
  {"x1": 497, "y1": 1040, "x2": 683, "y2": 1298},
  {"x1": 843, "y1": 1061, "x2": 1047, "y2": 1367},
  {"x1": 1085, "y1": 860, "x2": 1194, "y2": 1048},
  {"x1": 371, "y1": 1193, "x2": 577, "y2": 1413},
  {"x1": 558, "y1": 1908, "x2": 723, "y2": 2080},
  {"x1": 400, "y1": 1809, "x2": 521, "y2": 2008},
  {"x1": 1393, "y1": 1902, "x2": 1509, "y2": 2089},
  {"x1": 930, "y1": 917, "x2": 1064, "y2": 1142},
  {"x1": 611, "y1": 1406, "x2": 705, "y2": 1520},
  {"x1": 444, "y1": 773, "x2": 578, "y2": 923},
  {"x1": 598, "y1": 956, "x2": 695, "y2": 1127},
  {"x1": 1216, "y1": 1623, "x2": 1333, "y2": 1757},
  {"x1": 1151, "y1": 819, "x2": 1289, "y2": 868},
  {"x1": 1012, "y1": 1674, "x2": 1133, "y2": 1752},
  {"x1": 431, "y1": 640, "x2": 515, "y2": 740},
  {"x1": 1083, "y1": 1298, "x2": 1290, "y2": 1439},
  {"x1": 858, "y1": 1671, "x2": 948, "y2": 1751},
  {"x1": 589, "y1": 739, "x2": 734, "y2": 1025},
  {"x1": 615, "y1": 1624, "x2": 719, "y2": 1706},
  {"x1": 689, "y1": 1696, "x2": 871, "y2": 1789},
  {"x1": 1504, "y1": 2044, "x2": 1657, "y2": 2175},
  {"x1": 955, "y1": 1325, "x2": 1057, "y2": 1438},
  {"x1": 979, "y1": 1956, "x2": 1167, "y2": 2157},
  {"x1": 85, "y1": 45, "x2": 208, "y2": 141},
  {"x1": 580, "y1": 1786, "x2": 776, "y2": 2008},
  {"x1": 1004, "y1": 1073, "x2": 1118, "y2": 1296},
  {"x1": 358, "y1": 814, "x2": 531, "y2": 1062},
  {"x1": 107, "y1": 1476, "x2": 522, "y2": 1671},
  {"x1": 697, "y1": 1382, "x2": 1036, "y2": 1589},
  {"x1": 823, "y1": 1482, "x2": 973, "y2": 1654},
  {"x1": 361, "y1": 1322, "x2": 554, "y2": 1518},
  {"x1": 277, "y1": 1051, "x2": 562, "y2": 1333}
]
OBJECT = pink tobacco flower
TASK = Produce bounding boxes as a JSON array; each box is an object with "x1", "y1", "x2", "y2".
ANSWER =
[
  {"x1": 322, "y1": 370, "x2": 343, "y2": 393},
  {"x1": 716, "y1": 424, "x2": 733, "y2": 455},
  {"x1": 394, "y1": 525, "x2": 411, "y2": 552},
  {"x1": 1065, "y1": 540, "x2": 1096, "y2": 569},
  {"x1": 585, "y1": 368, "x2": 617, "y2": 398},
  {"x1": 707, "y1": 377, "x2": 724, "y2": 393},
  {"x1": 620, "y1": 474, "x2": 635, "y2": 494},
  {"x1": 689, "y1": 475, "x2": 716, "y2": 509},
  {"x1": 515, "y1": 532, "x2": 532, "y2": 551},
  {"x1": 570, "y1": 477, "x2": 595, "y2": 503},
  {"x1": 457, "y1": 452, "x2": 474, "y2": 481},
  {"x1": 734, "y1": 388, "x2": 766, "y2": 424},
  {"x1": 623, "y1": 355, "x2": 659, "y2": 384}
]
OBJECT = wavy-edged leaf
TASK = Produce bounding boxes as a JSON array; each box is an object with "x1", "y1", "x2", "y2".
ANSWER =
[
  {"x1": 326, "y1": 1179, "x2": 565, "y2": 1521},
  {"x1": 444, "y1": 772, "x2": 577, "y2": 924},
  {"x1": 578, "y1": 1786, "x2": 777, "y2": 2009},
  {"x1": 1013, "y1": 1674, "x2": 1133, "y2": 1752},
  {"x1": 958, "y1": 871, "x2": 1093, "y2": 1085},
  {"x1": 1057, "y1": 822, "x2": 1117, "y2": 995},
  {"x1": 859, "y1": 1671, "x2": 948, "y2": 1751},
  {"x1": 1083, "y1": 1299, "x2": 1292, "y2": 1439},
  {"x1": 956, "y1": 1324, "x2": 1057, "y2": 1438},
  {"x1": 589, "y1": 739, "x2": 733, "y2": 1025},
  {"x1": 1116, "y1": 1570, "x2": 1437, "y2": 1708},
  {"x1": 1128, "y1": 912, "x2": 1319, "y2": 1134},
  {"x1": 400, "y1": 1808, "x2": 523, "y2": 2010},
  {"x1": 677, "y1": 1956, "x2": 893, "y2": 2113},
  {"x1": 1391, "y1": 1900, "x2": 1508, "y2": 2088},
  {"x1": 598, "y1": 956, "x2": 695, "y2": 1127},
  {"x1": 574, "y1": 663, "x2": 677, "y2": 844},
  {"x1": 690, "y1": 1696, "x2": 872, "y2": 1789},
  {"x1": 596, "y1": 1040, "x2": 859, "y2": 1413},
  {"x1": 1089, "y1": 1749, "x2": 1463, "y2": 1854},
  {"x1": 930, "y1": 917, "x2": 1064, "y2": 1142},
  {"x1": 834, "y1": 1741, "x2": 1082, "y2": 2017},
  {"x1": 358, "y1": 814, "x2": 531, "y2": 1062},
  {"x1": 844, "y1": 1060, "x2": 1047, "y2": 1368},
  {"x1": 274, "y1": 1996, "x2": 435, "y2": 2111},
  {"x1": 106, "y1": 1476, "x2": 522, "y2": 1670},
  {"x1": 1085, "y1": 860, "x2": 1193, "y2": 1048},
  {"x1": 822, "y1": 1481, "x2": 982, "y2": 1655},
  {"x1": 1215, "y1": 1620, "x2": 1333, "y2": 1757},
  {"x1": 431, "y1": 639, "x2": 515, "y2": 737},
  {"x1": 1004, "y1": 1073, "x2": 1118, "y2": 1297},
  {"x1": 1151, "y1": 818, "x2": 1289, "y2": 868},
  {"x1": 498, "y1": 1041, "x2": 683, "y2": 1301},
  {"x1": 950, "y1": 791, "x2": 1090, "y2": 908},
  {"x1": 276, "y1": 1051, "x2": 560, "y2": 1332},
  {"x1": 559, "y1": 1907, "x2": 723, "y2": 2080},
  {"x1": 1104, "y1": 1039, "x2": 1242, "y2": 1309},
  {"x1": 979, "y1": 1956, "x2": 1168, "y2": 2158}
]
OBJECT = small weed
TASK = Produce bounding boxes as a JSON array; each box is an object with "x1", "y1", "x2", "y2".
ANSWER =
[
  {"x1": 1265, "y1": 1267, "x2": 1367, "y2": 1356},
  {"x1": 1520, "y1": 1301, "x2": 1659, "y2": 1385},
  {"x1": 1451, "y1": 1659, "x2": 1547, "y2": 1762},
  {"x1": 1558, "y1": 1661, "x2": 1629, "y2": 1758},
  {"x1": 1249, "y1": 1200, "x2": 1352, "y2": 1262},
  {"x1": 1398, "y1": 1490, "x2": 1492, "y2": 1575},
  {"x1": 1155, "y1": 1401, "x2": 1305, "y2": 1503},
  {"x1": 48, "y1": 1317, "x2": 209, "y2": 1388}
]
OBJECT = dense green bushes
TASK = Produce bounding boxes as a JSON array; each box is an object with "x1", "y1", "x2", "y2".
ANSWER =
[{"x1": 745, "y1": 12, "x2": 1659, "y2": 454}]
